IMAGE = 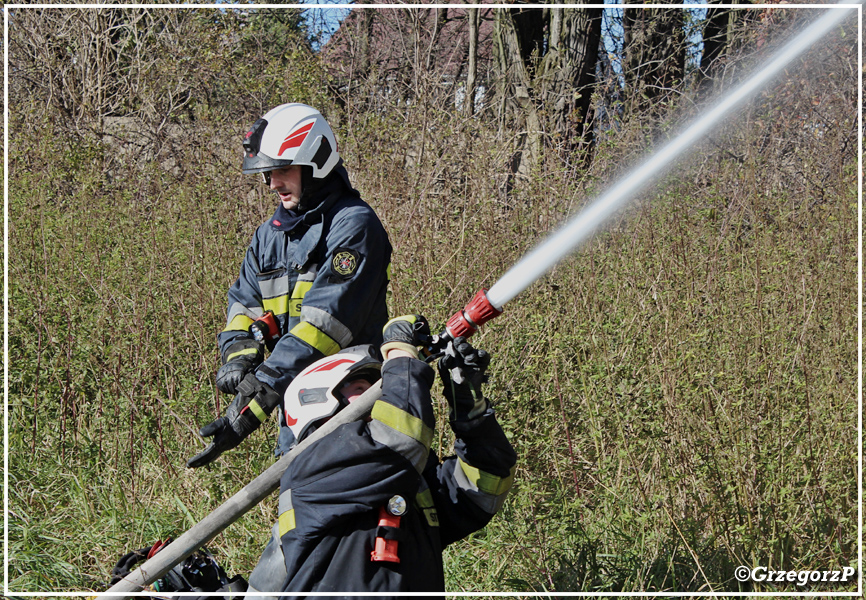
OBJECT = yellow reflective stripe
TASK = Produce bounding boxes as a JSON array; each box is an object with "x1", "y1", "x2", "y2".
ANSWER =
[
  {"x1": 247, "y1": 399, "x2": 267, "y2": 423},
  {"x1": 416, "y1": 488, "x2": 434, "y2": 509},
  {"x1": 386, "y1": 263, "x2": 392, "y2": 280},
  {"x1": 457, "y1": 458, "x2": 515, "y2": 496},
  {"x1": 225, "y1": 314, "x2": 254, "y2": 332},
  {"x1": 383, "y1": 315, "x2": 417, "y2": 331},
  {"x1": 263, "y1": 295, "x2": 289, "y2": 316},
  {"x1": 226, "y1": 347, "x2": 259, "y2": 362},
  {"x1": 371, "y1": 400, "x2": 434, "y2": 450},
  {"x1": 292, "y1": 281, "x2": 313, "y2": 298},
  {"x1": 279, "y1": 509, "x2": 296, "y2": 536},
  {"x1": 290, "y1": 322, "x2": 341, "y2": 355},
  {"x1": 415, "y1": 489, "x2": 439, "y2": 527},
  {"x1": 289, "y1": 281, "x2": 313, "y2": 317}
]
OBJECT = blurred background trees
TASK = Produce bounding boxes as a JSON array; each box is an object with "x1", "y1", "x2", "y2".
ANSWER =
[{"x1": 10, "y1": 1, "x2": 828, "y2": 186}]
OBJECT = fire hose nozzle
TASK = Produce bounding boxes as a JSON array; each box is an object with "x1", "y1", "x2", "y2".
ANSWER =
[
  {"x1": 424, "y1": 289, "x2": 503, "y2": 355},
  {"x1": 445, "y1": 288, "x2": 502, "y2": 340}
]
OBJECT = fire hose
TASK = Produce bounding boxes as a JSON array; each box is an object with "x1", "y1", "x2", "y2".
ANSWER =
[
  {"x1": 105, "y1": 291, "x2": 502, "y2": 597},
  {"x1": 104, "y1": 3, "x2": 855, "y2": 595},
  {"x1": 105, "y1": 379, "x2": 381, "y2": 597}
]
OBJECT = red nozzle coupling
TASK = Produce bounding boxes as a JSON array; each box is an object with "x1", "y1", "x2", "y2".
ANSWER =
[{"x1": 445, "y1": 289, "x2": 503, "y2": 340}]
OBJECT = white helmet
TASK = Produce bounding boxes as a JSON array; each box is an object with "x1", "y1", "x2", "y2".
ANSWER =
[
  {"x1": 242, "y1": 103, "x2": 340, "y2": 179},
  {"x1": 283, "y1": 348, "x2": 381, "y2": 445}
]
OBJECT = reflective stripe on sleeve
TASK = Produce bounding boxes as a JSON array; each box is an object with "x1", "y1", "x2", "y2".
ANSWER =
[
  {"x1": 453, "y1": 458, "x2": 515, "y2": 514},
  {"x1": 224, "y1": 314, "x2": 255, "y2": 332},
  {"x1": 278, "y1": 489, "x2": 296, "y2": 536},
  {"x1": 369, "y1": 400, "x2": 433, "y2": 473},
  {"x1": 300, "y1": 306, "x2": 353, "y2": 349},
  {"x1": 289, "y1": 321, "x2": 341, "y2": 356},
  {"x1": 247, "y1": 399, "x2": 267, "y2": 423},
  {"x1": 225, "y1": 347, "x2": 260, "y2": 362},
  {"x1": 227, "y1": 302, "x2": 263, "y2": 323},
  {"x1": 224, "y1": 302, "x2": 261, "y2": 333}
]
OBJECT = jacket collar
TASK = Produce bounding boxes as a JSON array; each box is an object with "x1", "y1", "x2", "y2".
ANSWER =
[
  {"x1": 279, "y1": 163, "x2": 361, "y2": 273},
  {"x1": 299, "y1": 162, "x2": 358, "y2": 224},
  {"x1": 268, "y1": 204, "x2": 305, "y2": 232}
]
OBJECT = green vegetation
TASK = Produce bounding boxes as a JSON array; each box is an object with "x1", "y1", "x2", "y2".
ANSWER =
[{"x1": 7, "y1": 6, "x2": 858, "y2": 596}]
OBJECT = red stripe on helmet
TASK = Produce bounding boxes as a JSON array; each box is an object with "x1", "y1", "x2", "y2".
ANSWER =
[
  {"x1": 307, "y1": 358, "x2": 355, "y2": 374},
  {"x1": 278, "y1": 122, "x2": 315, "y2": 156}
]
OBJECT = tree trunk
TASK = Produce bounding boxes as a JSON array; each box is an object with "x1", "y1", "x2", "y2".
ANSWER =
[
  {"x1": 539, "y1": 7, "x2": 602, "y2": 153},
  {"x1": 464, "y1": 7, "x2": 479, "y2": 117},
  {"x1": 701, "y1": 4, "x2": 730, "y2": 76},
  {"x1": 494, "y1": 7, "x2": 543, "y2": 178},
  {"x1": 623, "y1": 4, "x2": 685, "y2": 118},
  {"x1": 493, "y1": 4, "x2": 602, "y2": 178}
]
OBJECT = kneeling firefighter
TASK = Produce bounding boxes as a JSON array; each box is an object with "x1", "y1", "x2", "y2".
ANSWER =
[{"x1": 246, "y1": 315, "x2": 517, "y2": 597}]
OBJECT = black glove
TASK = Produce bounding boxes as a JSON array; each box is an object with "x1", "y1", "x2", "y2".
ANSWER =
[
  {"x1": 216, "y1": 338, "x2": 264, "y2": 395},
  {"x1": 437, "y1": 337, "x2": 490, "y2": 423},
  {"x1": 187, "y1": 373, "x2": 281, "y2": 468},
  {"x1": 381, "y1": 314, "x2": 431, "y2": 359}
]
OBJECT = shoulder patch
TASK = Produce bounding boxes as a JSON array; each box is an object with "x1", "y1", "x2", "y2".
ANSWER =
[{"x1": 331, "y1": 248, "x2": 361, "y2": 280}]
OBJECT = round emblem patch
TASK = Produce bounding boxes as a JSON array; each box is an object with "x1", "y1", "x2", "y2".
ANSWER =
[{"x1": 332, "y1": 249, "x2": 359, "y2": 278}]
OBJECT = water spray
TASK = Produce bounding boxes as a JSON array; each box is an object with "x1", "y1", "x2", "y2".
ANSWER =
[
  {"x1": 105, "y1": 4, "x2": 857, "y2": 597},
  {"x1": 438, "y1": 2, "x2": 859, "y2": 336},
  {"x1": 485, "y1": 2, "x2": 858, "y2": 310}
]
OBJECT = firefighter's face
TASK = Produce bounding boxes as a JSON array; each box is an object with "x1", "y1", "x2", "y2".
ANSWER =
[
  {"x1": 269, "y1": 165, "x2": 303, "y2": 210},
  {"x1": 339, "y1": 379, "x2": 373, "y2": 404}
]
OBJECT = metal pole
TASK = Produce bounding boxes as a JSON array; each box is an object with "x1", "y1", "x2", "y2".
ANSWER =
[{"x1": 104, "y1": 381, "x2": 383, "y2": 598}]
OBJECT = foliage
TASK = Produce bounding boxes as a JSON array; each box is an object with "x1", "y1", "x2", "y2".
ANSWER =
[{"x1": 6, "y1": 5, "x2": 859, "y2": 595}]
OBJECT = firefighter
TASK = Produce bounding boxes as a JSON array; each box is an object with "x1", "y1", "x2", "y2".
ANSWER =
[
  {"x1": 187, "y1": 103, "x2": 392, "y2": 468},
  {"x1": 246, "y1": 315, "x2": 517, "y2": 597}
]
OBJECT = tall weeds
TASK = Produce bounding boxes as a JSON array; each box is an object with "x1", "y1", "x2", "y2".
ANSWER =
[{"x1": 7, "y1": 8, "x2": 858, "y2": 594}]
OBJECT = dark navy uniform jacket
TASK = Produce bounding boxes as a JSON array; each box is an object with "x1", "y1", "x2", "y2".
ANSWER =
[
  {"x1": 275, "y1": 357, "x2": 517, "y2": 597},
  {"x1": 218, "y1": 165, "x2": 391, "y2": 450}
]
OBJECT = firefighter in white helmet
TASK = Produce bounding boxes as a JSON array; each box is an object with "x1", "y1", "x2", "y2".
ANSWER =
[
  {"x1": 187, "y1": 103, "x2": 392, "y2": 468},
  {"x1": 245, "y1": 315, "x2": 517, "y2": 596}
]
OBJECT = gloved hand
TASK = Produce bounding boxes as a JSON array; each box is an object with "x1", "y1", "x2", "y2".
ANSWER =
[
  {"x1": 381, "y1": 314, "x2": 431, "y2": 359},
  {"x1": 216, "y1": 338, "x2": 264, "y2": 395},
  {"x1": 187, "y1": 373, "x2": 281, "y2": 468},
  {"x1": 437, "y1": 337, "x2": 490, "y2": 423}
]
